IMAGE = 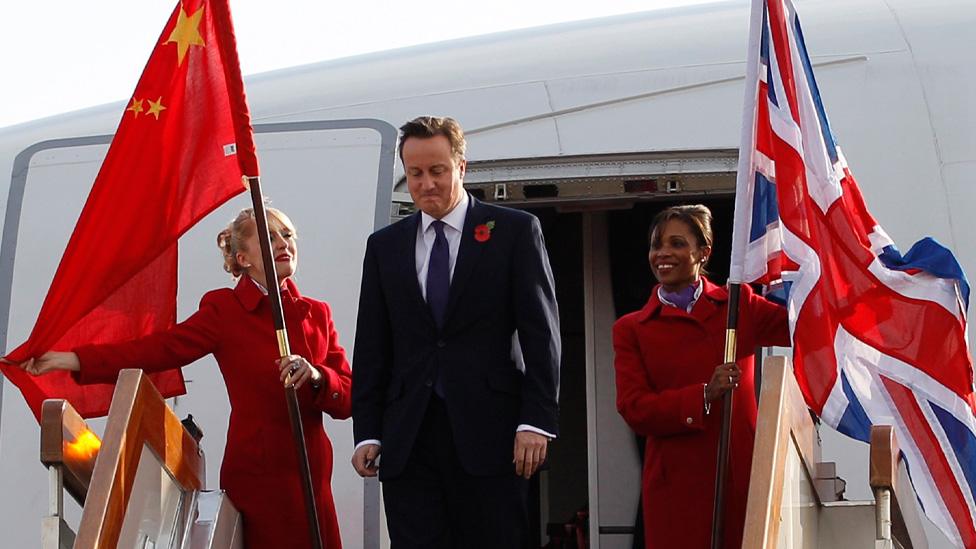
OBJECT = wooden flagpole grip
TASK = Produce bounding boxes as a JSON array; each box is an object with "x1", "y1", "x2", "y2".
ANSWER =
[
  {"x1": 247, "y1": 177, "x2": 324, "y2": 549},
  {"x1": 711, "y1": 282, "x2": 741, "y2": 549}
]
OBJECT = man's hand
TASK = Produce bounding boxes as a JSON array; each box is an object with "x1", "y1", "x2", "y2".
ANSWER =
[
  {"x1": 513, "y1": 431, "x2": 548, "y2": 479},
  {"x1": 351, "y1": 443, "x2": 381, "y2": 478}
]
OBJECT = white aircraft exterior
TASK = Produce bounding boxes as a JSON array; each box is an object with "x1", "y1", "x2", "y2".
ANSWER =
[{"x1": 0, "y1": 0, "x2": 971, "y2": 547}]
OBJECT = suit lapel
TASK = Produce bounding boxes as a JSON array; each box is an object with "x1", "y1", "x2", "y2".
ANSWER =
[
  {"x1": 444, "y1": 196, "x2": 488, "y2": 327},
  {"x1": 398, "y1": 212, "x2": 436, "y2": 329}
]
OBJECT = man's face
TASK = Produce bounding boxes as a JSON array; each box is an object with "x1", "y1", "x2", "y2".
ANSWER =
[{"x1": 402, "y1": 134, "x2": 466, "y2": 219}]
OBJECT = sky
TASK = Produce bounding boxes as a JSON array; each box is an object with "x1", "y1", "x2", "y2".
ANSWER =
[{"x1": 0, "y1": 0, "x2": 717, "y2": 129}]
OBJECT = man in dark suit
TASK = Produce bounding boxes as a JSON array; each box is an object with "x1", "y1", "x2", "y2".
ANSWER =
[{"x1": 351, "y1": 116, "x2": 561, "y2": 548}]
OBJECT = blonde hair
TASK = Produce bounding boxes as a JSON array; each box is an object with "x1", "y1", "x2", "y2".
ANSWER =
[{"x1": 216, "y1": 207, "x2": 297, "y2": 278}]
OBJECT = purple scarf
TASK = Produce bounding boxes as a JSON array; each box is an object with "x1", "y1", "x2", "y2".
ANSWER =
[{"x1": 660, "y1": 281, "x2": 700, "y2": 312}]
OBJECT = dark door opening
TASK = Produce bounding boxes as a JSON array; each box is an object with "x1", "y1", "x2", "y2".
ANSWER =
[
  {"x1": 519, "y1": 196, "x2": 736, "y2": 548},
  {"x1": 525, "y1": 206, "x2": 589, "y2": 546}
]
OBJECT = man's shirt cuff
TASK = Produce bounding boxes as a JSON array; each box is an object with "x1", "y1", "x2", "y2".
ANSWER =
[
  {"x1": 355, "y1": 439, "x2": 382, "y2": 451},
  {"x1": 517, "y1": 424, "x2": 556, "y2": 439}
]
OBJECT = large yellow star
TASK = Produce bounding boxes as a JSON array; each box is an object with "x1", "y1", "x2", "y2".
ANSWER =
[
  {"x1": 163, "y1": 4, "x2": 205, "y2": 66},
  {"x1": 146, "y1": 97, "x2": 167, "y2": 120},
  {"x1": 126, "y1": 97, "x2": 144, "y2": 118}
]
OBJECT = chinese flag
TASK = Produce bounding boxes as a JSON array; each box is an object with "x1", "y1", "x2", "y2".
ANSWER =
[{"x1": 2, "y1": 0, "x2": 259, "y2": 419}]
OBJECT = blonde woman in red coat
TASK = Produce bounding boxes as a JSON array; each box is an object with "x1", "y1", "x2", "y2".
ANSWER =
[
  {"x1": 612, "y1": 204, "x2": 789, "y2": 549},
  {"x1": 20, "y1": 207, "x2": 351, "y2": 549}
]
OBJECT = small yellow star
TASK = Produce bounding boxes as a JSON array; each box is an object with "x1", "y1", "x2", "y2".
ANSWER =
[
  {"x1": 146, "y1": 97, "x2": 167, "y2": 120},
  {"x1": 127, "y1": 97, "x2": 144, "y2": 118},
  {"x1": 163, "y1": 4, "x2": 205, "y2": 66}
]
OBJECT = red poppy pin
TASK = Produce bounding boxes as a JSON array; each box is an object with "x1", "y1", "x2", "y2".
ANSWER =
[{"x1": 474, "y1": 220, "x2": 496, "y2": 242}]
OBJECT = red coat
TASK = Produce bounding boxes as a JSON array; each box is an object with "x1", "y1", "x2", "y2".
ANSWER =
[
  {"x1": 75, "y1": 277, "x2": 352, "y2": 549},
  {"x1": 612, "y1": 278, "x2": 788, "y2": 549}
]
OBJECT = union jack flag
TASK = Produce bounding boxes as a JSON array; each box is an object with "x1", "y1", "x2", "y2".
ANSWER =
[{"x1": 729, "y1": 0, "x2": 976, "y2": 545}]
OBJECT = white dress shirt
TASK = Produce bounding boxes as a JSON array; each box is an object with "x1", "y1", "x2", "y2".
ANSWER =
[
  {"x1": 356, "y1": 193, "x2": 554, "y2": 452},
  {"x1": 416, "y1": 192, "x2": 469, "y2": 298}
]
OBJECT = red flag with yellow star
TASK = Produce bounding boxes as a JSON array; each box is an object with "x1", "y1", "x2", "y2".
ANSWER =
[{"x1": 2, "y1": 0, "x2": 258, "y2": 418}]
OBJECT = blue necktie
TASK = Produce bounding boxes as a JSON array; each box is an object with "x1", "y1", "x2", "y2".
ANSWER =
[{"x1": 426, "y1": 220, "x2": 450, "y2": 328}]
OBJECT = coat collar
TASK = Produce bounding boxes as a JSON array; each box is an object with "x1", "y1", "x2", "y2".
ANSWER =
[
  {"x1": 233, "y1": 276, "x2": 309, "y2": 317},
  {"x1": 636, "y1": 277, "x2": 727, "y2": 323}
]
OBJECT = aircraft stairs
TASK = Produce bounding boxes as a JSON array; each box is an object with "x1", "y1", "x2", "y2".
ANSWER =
[
  {"x1": 742, "y1": 356, "x2": 929, "y2": 549},
  {"x1": 39, "y1": 369, "x2": 242, "y2": 549}
]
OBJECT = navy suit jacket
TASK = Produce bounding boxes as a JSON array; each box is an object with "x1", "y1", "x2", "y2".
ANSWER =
[{"x1": 352, "y1": 195, "x2": 561, "y2": 479}]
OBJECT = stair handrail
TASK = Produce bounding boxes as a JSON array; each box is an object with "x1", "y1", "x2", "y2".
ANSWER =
[
  {"x1": 74, "y1": 368, "x2": 204, "y2": 548},
  {"x1": 741, "y1": 355, "x2": 822, "y2": 547}
]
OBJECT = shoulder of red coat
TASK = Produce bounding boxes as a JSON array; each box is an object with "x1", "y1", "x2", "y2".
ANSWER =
[
  {"x1": 700, "y1": 277, "x2": 730, "y2": 302},
  {"x1": 199, "y1": 286, "x2": 237, "y2": 307}
]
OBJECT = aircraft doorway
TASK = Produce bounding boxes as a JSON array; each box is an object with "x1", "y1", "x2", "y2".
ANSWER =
[
  {"x1": 522, "y1": 196, "x2": 736, "y2": 549},
  {"x1": 522, "y1": 207, "x2": 589, "y2": 545},
  {"x1": 450, "y1": 150, "x2": 738, "y2": 548}
]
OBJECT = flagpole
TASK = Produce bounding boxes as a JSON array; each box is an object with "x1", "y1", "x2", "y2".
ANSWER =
[
  {"x1": 719, "y1": 0, "x2": 764, "y2": 541},
  {"x1": 710, "y1": 282, "x2": 741, "y2": 549},
  {"x1": 247, "y1": 176, "x2": 324, "y2": 549}
]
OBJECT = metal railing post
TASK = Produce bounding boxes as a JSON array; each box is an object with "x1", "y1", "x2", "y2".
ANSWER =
[{"x1": 41, "y1": 465, "x2": 75, "y2": 549}]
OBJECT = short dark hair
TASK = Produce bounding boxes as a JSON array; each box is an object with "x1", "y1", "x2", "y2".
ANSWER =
[
  {"x1": 648, "y1": 204, "x2": 714, "y2": 271},
  {"x1": 398, "y1": 116, "x2": 466, "y2": 163}
]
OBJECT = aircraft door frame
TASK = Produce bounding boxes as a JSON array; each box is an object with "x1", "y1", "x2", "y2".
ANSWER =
[{"x1": 0, "y1": 119, "x2": 397, "y2": 549}]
